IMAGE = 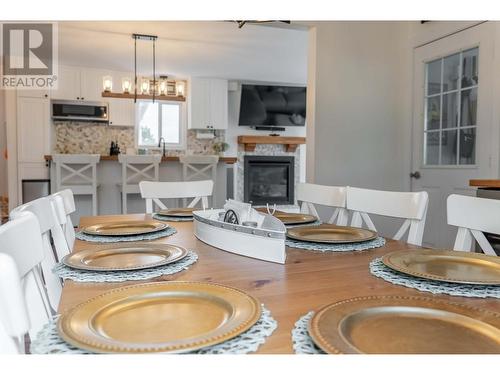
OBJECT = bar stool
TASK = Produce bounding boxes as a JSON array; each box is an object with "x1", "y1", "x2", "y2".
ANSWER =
[
  {"x1": 52, "y1": 154, "x2": 100, "y2": 216},
  {"x1": 179, "y1": 155, "x2": 218, "y2": 207},
  {"x1": 118, "y1": 154, "x2": 162, "y2": 214}
]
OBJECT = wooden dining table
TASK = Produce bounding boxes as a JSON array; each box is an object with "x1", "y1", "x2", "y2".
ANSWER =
[{"x1": 59, "y1": 213, "x2": 500, "y2": 354}]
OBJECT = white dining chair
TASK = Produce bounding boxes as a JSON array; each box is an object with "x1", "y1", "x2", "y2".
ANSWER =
[
  {"x1": 139, "y1": 180, "x2": 214, "y2": 214},
  {"x1": 118, "y1": 154, "x2": 162, "y2": 214},
  {"x1": 447, "y1": 194, "x2": 500, "y2": 255},
  {"x1": 346, "y1": 186, "x2": 429, "y2": 246},
  {"x1": 51, "y1": 189, "x2": 76, "y2": 250},
  {"x1": 0, "y1": 213, "x2": 53, "y2": 352},
  {"x1": 0, "y1": 253, "x2": 30, "y2": 354},
  {"x1": 179, "y1": 155, "x2": 219, "y2": 206},
  {"x1": 10, "y1": 197, "x2": 64, "y2": 311},
  {"x1": 296, "y1": 183, "x2": 348, "y2": 225},
  {"x1": 52, "y1": 154, "x2": 100, "y2": 216}
]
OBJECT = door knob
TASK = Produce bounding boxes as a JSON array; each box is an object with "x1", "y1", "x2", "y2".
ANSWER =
[{"x1": 410, "y1": 171, "x2": 421, "y2": 179}]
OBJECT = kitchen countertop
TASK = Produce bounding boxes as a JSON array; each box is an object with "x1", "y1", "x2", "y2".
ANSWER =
[
  {"x1": 44, "y1": 154, "x2": 237, "y2": 164},
  {"x1": 469, "y1": 179, "x2": 500, "y2": 188}
]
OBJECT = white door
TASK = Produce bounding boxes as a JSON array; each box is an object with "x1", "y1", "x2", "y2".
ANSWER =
[{"x1": 411, "y1": 22, "x2": 496, "y2": 248}]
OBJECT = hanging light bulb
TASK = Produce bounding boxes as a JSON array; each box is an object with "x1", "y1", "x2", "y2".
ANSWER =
[
  {"x1": 159, "y1": 79, "x2": 167, "y2": 96},
  {"x1": 122, "y1": 77, "x2": 132, "y2": 94},
  {"x1": 102, "y1": 75, "x2": 113, "y2": 92},
  {"x1": 176, "y1": 81, "x2": 186, "y2": 97},
  {"x1": 140, "y1": 77, "x2": 150, "y2": 95}
]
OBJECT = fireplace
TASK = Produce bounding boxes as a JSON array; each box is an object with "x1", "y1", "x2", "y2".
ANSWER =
[{"x1": 244, "y1": 155, "x2": 294, "y2": 205}]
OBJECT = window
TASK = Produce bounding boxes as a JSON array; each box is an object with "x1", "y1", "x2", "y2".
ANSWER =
[
  {"x1": 424, "y1": 47, "x2": 478, "y2": 166},
  {"x1": 136, "y1": 101, "x2": 184, "y2": 149}
]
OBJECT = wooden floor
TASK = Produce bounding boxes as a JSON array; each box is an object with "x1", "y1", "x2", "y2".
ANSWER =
[{"x1": 59, "y1": 213, "x2": 500, "y2": 354}]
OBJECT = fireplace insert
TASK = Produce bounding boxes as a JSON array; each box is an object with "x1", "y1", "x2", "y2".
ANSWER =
[{"x1": 244, "y1": 155, "x2": 294, "y2": 205}]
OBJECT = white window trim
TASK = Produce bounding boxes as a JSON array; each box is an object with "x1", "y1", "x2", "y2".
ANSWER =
[{"x1": 135, "y1": 100, "x2": 187, "y2": 150}]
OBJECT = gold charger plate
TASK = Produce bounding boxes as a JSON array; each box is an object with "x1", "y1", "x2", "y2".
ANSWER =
[
  {"x1": 383, "y1": 249, "x2": 500, "y2": 285},
  {"x1": 286, "y1": 224, "x2": 377, "y2": 243},
  {"x1": 308, "y1": 295, "x2": 500, "y2": 354},
  {"x1": 157, "y1": 207, "x2": 196, "y2": 217},
  {"x1": 255, "y1": 208, "x2": 317, "y2": 225},
  {"x1": 82, "y1": 220, "x2": 168, "y2": 236},
  {"x1": 62, "y1": 243, "x2": 188, "y2": 271},
  {"x1": 57, "y1": 281, "x2": 261, "y2": 353}
]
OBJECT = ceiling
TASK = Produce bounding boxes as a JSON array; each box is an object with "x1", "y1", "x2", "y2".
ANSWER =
[{"x1": 57, "y1": 21, "x2": 309, "y2": 84}]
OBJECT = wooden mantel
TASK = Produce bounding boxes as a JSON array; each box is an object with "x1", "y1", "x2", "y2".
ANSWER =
[{"x1": 237, "y1": 135, "x2": 306, "y2": 152}]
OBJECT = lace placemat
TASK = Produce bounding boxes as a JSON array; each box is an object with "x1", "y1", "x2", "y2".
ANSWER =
[
  {"x1": 370, "y1": 257, "x2": 500, "y2": 299},
  {"x1": 153, "y1": 213, "x2": 193, "y2": 222},
  {"x1": 75, "y1": 226, "x2": 177, "y2": 243},
  {"x1": 292, "y1": 312, "x2": 325, "y2": 354},
  {"x1": 30, "y1": 305, "x2": 277, "y2": 354},
  {"x1": 53, "y1": 251, "x2": 198, "y2": 283},
  {"x1": 286, "y1": 236, "x2": 386, "y2": 252}
]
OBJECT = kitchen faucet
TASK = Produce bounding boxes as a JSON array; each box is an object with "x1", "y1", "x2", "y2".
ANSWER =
[{"x1": 158, "y1": 137, "x2": 166, "y2": 157}]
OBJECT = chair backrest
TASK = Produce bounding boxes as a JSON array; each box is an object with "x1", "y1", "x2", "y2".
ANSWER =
[
  {"x1": 118, "y1": 154, "x2": 162, "y2": 185},
  {"x1": 52, "y1": 154, "x2": 100, "y2": 189},
  {"x1": 139, "y1": 180, "x2": 214, "y2": 214},
  {"x1": 51, "y1": 189, "x2": 76, "y2": 249},
  {"x1": 179, "y1": 155, "x2": 219, "y2": 181},
  {"x1": 9, "y1": 197, "x2": 64, "y2": 311},
  {"x1": 346, "y1": 186, "x2": 429, "y2": 246},
  {"x1": 296, "y1": 183, "x2": 348, "y2": 225},
  {"x1": 0, "y1": 213, "x2": 52, "y2": 348},
  {"x1": 447, "y1": 194, "x2": 500, "y2": 255},
  {"x1": 0, "y1": 253, "x2": 30, "y2": 354}
]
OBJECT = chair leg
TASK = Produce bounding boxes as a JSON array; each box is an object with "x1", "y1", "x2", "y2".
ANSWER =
[
  {"x1": 122, "y1": 192, "x2": 128, "y2": 214},
  {"x1": 92, "y1": 192, "x2": 97, "y2": 216}
]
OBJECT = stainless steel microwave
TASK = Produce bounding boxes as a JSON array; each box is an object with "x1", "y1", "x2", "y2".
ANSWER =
[{"x1": 51, "y1": 100, "x2": 108, "y2": 122}]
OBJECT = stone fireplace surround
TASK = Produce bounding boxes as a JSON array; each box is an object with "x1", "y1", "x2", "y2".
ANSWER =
[{"x1": 236, "y1": 143, "x2": 302, "y2": 207}]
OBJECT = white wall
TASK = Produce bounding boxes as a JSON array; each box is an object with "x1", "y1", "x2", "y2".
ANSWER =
[
  {"x1": 0, "y1": 87, "x2": 7, "y2": 197},
  {"x1": 307, "y1": 21, "x2": 412, "y2": 235},
  {"x1": 308, "y1": 21, "x2": 411, "y2": 189}
]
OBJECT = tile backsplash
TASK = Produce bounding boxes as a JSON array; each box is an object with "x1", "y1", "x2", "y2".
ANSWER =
[{"x1": 54, "y1": 122, "x2": 226, "y2": 155}]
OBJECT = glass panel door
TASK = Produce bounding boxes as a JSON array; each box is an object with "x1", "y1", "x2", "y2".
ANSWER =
[{"x1": 423, "y1": 47, "x2": 478, "y2": 165}]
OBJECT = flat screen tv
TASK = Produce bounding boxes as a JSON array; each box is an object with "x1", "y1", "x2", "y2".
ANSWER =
[{"x1": 238, "y1": 84, "x2": 306, "y2": 127}]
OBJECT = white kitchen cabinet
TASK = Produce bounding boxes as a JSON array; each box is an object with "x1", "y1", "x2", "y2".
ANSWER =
[
  {"x1": 51, "y1": 65, "x2": 81, "y2": 100},
  {"x1": 16, "y1": 95, "x2": 50, "y2": 163},
  {"x1": 108, "y1": 98, "x2": 136, "y2": 127},
  {"x1": 80, "y1": 68, "x2": 104, "y2": 102},
  {"x1": 51, "y1": 66, "x2": 105, "y2": 102},
  {"x1": 188, "y1": 78, "x2": 228, "y2": 130}
]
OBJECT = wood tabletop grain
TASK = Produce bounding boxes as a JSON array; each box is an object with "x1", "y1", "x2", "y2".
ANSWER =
[{"x1": 58, "y1": 214, "x2": 500, "y2": 354}]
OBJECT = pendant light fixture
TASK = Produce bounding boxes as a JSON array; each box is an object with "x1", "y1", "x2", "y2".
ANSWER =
[{"x1": 132, "y1": 33, "x2": 158, "y2": 103}]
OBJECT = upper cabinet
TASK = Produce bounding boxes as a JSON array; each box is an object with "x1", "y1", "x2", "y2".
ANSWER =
[
  {"x1": 52, "y1": 66, "x2": 104, "y2": 102},
  {"x1": 108, "y1": 98, "x2": 135, "y2": 127},
  {"x1": 188, "y1": 78, "x2": 228, "y2": 130}
]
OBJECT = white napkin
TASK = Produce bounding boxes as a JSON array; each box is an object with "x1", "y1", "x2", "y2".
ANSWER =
[{"x1": 223, "y1": 199, "x2": 265, "y2": 228}]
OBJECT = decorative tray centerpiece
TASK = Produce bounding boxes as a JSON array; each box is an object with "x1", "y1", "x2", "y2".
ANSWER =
[{"x1": 193, "y1": 200, "x2": 286, "y2": 264}]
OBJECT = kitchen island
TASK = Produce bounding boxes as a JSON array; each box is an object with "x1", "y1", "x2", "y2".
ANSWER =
[{"x1": 44, "y1": 155, "x2": 237, "y2": 222}]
